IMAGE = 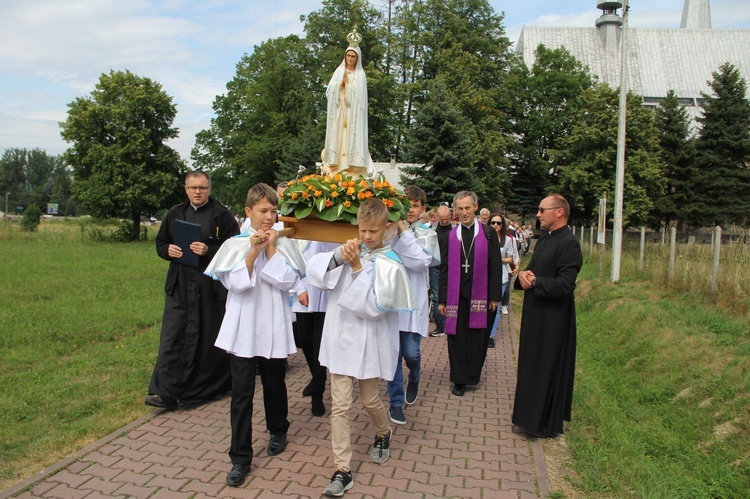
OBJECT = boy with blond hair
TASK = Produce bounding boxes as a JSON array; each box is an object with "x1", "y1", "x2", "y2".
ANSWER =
[{"x1": 306, "y1": 198, "x2": 416, "y2": 497}]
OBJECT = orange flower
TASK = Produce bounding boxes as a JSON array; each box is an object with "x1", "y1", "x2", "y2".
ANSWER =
[
  {"x1": 302, "y1": 191, "x2": 309, "y2": 198},
  {"x1": 330, "y1": 183, "x2": 337, "y2": 190},
  {"x1": 333, "y1": 174, "x2": 341, "y2": 182},
  {"x1": 325, "y1": 199, "x2": 333, "y2": 208},
  {"x1": 346, "y1": 187, "x2": 356, "y2": 196},
  {"x1": 364, "y1": 190, "x2": 372, "y2": 198},
  {"x1": 348, "y1": 180, "x2": 356, "y2": 187},
  {"x1": 357, "y1": 191, "x2": 366, "y2": 200},
  {"x1": 374, "y1": 180, "x2": 382, "y2": 189},
  {"x1": 307, "y1": 184, "x2": 315, "y2": 191},
  {"x1": 291, "y1": 192, "x2": 298, "y2": 200},
  {"x1": 359, "y1": 180, "x2": 368, "y2": 188},
  {"x1": 331, "y1": 191, "x2": 339, "y2": 198},
  {"x1": 314, "y1": 189, "x2": 322, "y2": 198},
  {"x1": 344, "y1": 201, "x2": 351, "y2": 208}
]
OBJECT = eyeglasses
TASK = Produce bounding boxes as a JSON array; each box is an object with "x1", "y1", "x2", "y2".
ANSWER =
[
  {"x1": 489, "y1": 221, "x2": 503, "y2": 225},
  {"x1": 186, "y1": 186, "x2": 210, "y2": 192},
  {"x1": 537, "y1": 206, "x2": 560, "y2": 213}
]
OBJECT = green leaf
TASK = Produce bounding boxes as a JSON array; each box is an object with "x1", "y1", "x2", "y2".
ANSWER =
[{"x1": 294, "y1": 205, "x2": 313, "y2": 219}]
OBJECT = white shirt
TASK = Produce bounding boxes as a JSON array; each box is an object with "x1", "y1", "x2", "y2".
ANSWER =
[{"x1": 214, "y1": 251, "x2": 299, "y2": 359}]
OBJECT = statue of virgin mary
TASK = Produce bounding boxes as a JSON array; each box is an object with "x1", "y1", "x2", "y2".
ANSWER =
[{"x1": 321, "y1": 27, "x2": 374, "y2": 177}]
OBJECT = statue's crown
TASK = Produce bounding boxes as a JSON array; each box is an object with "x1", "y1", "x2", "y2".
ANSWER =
[{"x1": 346, "y1": 27, "x2": 362, "y2": 48}]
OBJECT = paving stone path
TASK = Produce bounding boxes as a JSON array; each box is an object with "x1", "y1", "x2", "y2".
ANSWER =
[{"x1": 2, "y1": 312, "x2": 549, "y2": 498}]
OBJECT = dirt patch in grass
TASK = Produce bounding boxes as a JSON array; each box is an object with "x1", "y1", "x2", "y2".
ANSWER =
[{"x1": 543, "y1": 434, "x2": 583, "y2": 498}]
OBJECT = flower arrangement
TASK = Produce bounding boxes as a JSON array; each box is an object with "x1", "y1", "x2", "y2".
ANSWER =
[{"x1": 279, "y1": 172, "x2": 411, "y2": 224}]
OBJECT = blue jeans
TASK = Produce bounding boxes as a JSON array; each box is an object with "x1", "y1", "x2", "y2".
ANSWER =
[
  {"x1": 387, "y1": 331, "x2": 422, "y2": 407},
  {"x1": 490, "y1": 283, "x2": 508, "y2": 339},
  {"x1": 429, "y1": 266, "x2": 444, "y2": 329}
]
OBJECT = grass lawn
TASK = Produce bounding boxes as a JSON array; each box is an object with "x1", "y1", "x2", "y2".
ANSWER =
[
  {"x1": 0, "y1": 220, "x2": 167, "y2": 489},
  {"x1": 543, "y1": 258, "x2": 750, "y2": 498}
]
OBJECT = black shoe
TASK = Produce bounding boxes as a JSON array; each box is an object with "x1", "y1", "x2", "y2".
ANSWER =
[
  {"x1": 429, "y1": 328, "x2": 444, "y2": 337},
  {"x1": 302, "y1": 380, "x2": 315, "y2": 397},
  {"x1": 451, "y1": 384, "x2": 466, "y2": 396},
  {"x1": 226, "y1": 463, "x2": 250, "y2": 487},
  {"x1": 389, "y1": 406, "x2": 406, "y2": 425},
  {"x1": 405, "y1": 381, "x2": 418, "y2": 405},
  {"x1": 488, "y1": 338, "x2": 495, "y2": 348},
  {"x1": 312, "y1": 396, "x2": 325, "y2": 417},
  {"x1": 144, "y1": 394, "x2": 178, "y2": 409},
  {"x1": 267, "y1": 433, "x2": 287, "y2": 456}
]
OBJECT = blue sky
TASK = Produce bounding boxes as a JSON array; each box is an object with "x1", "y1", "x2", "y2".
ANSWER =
[{"x1": 1, "y1": 0, "x2": 749, "y2": 163}]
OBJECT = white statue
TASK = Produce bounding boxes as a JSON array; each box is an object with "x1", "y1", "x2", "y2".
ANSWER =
[{"x1": 321, "y1": 27, "x2": 374, "y2": 177}]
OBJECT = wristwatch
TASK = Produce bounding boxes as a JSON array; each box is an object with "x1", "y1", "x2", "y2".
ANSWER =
[{"x1": 531, "y1": 278, "x2": 537, "y2": 287}]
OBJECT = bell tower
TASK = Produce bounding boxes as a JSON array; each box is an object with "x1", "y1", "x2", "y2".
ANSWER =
[
  {"x1": 680, "y1": 0, "x2": 711, "y2": 29},
  {"x1": 595, "y1": 2, "x2": 624, "y2": 56}
]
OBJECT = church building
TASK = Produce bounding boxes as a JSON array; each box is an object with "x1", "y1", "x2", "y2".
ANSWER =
[{"x1": 515, "y1": 0, "x2": 750, "y2": 123}]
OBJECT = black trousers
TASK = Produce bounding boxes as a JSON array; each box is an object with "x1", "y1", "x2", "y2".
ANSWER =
[
  {"x1": 294, "y1": 312, "x2": 327, "y2": 397},
  {"x1": 229, "y1": 355, "x2": 290, "y2": 465}
]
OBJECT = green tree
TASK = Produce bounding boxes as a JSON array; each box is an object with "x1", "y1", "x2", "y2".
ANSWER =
[
  {"x1": 553, "y1": 84, "x2": 666, "y2": 227},
  {"x1": 20, "y1": 204, "x2": 42, "y2": 232},
  {"x1": 193, "y1": 35, "x2": 319, "y2": 208},
  {"x1": 507, "y1": 45, "x2": 593, "y2": 219},
  {"x1": 400, "y1": 78, "x2": 476, "y2": 205},
  {"x1": 409, "y1": 0, "x2": 514, "y2": 204},
  {"x1": 694, "y1": 63, "x2": 750, "y2": 226},
  {"x1": 0, "y1": 148, "x2": 69, "y2": 213},
  {"x1": 653, "y1": 90, "x2": 699, "y2": 230},
  {"x1": 60, "y1": 70, "x2": 185, "y2": 240}
]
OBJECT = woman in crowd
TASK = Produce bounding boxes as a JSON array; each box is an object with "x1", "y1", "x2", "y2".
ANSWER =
[{"x1": 488, "y1": 212, "x2": 519, "y2": 347}]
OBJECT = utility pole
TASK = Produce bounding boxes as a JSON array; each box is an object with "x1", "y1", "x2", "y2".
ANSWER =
[{"x1": 611, "y1": 0, "x2": 629, "y2": 283}]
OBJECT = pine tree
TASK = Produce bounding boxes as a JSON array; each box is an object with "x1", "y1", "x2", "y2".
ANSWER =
[
  {"x1": 694, "y1": 63, "x2": 750, "y2": 226},
  {"x1": 653, "y1": 90, "x2": 699, "y2": 230},
  {"x1": 400, "y1": 79, "x2": 476, "y2": 205}
]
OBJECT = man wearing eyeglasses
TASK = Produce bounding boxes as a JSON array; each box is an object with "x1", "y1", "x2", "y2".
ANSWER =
[
  {"x1": 512, "y1": 194, "x2": 582, "y2": 438},
  {"x1": 146, "y1": 170, "x2": 240, "y2": 410}
]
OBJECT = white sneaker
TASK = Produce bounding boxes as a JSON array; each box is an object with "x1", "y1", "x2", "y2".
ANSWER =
[{"x1": 501, "y1": 306, "x2": 508, "y2": 315}]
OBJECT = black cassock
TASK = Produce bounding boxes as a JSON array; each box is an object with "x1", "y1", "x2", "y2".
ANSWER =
[
  {"x1": 149, "y1": 198, "x2": 240, "y2": 406},
  {"x1": 439, "y1": 223, "x2": 503, "y2": 386},
  {"x1": 513, "y1": 226, "x2": 582, "y2": 436}
]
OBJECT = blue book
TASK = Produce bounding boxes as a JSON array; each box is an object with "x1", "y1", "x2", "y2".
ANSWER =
[{"x1": 174, "y1": 219, "x2": 202, "y2": 268}]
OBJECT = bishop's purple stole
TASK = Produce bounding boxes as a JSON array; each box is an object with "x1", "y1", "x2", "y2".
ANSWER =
[{"x1": 445, "y1": 224, "x2": 489, "y2": 335}]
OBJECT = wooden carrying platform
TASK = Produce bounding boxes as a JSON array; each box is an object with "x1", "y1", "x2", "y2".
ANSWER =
[{"x1": 279, "y1": 216, "x2": 358, "y2": 243}]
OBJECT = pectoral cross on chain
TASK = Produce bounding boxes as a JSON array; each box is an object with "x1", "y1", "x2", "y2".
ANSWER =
[{"x1": 462, "y1": 259, "x2": 471, "y2": 274}]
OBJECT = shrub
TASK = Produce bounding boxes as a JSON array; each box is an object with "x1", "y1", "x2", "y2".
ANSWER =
[{"x1": 20, "y1": 205, "x2": 42, "y2": 232}]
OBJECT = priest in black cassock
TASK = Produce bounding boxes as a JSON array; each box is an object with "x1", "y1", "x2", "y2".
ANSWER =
[
  {"x1": 438, "y1": 191, "x2": 502, "y2": 396},
  {"x1": 146, "y1": 171, "x2": 240, "y2": 409},
  {"x1": 513, "y1": 193, "x2": 582, "y2": 437}
]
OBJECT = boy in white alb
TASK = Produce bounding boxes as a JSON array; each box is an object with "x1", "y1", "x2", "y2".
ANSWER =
[
  {"x1": 205, "y1": 183, "x2": 305, "y2": 488},
  {"x1": 387, "y1": 185, "x2": 440, "y2": 425},
  {"x1": 306, "y1": 198, "x2": 416, "y2": 497},
  {"x1": 291, "y1": 239, "x2": 338, "y2": 416}
]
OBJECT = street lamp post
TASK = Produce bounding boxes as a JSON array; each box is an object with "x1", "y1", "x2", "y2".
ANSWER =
[
  {"x1": 4, "y1": 192, "x2": 8, "y2": 220},
  {"x1": 612, "y1": 0, "x2": 629, "y2": 283}
]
